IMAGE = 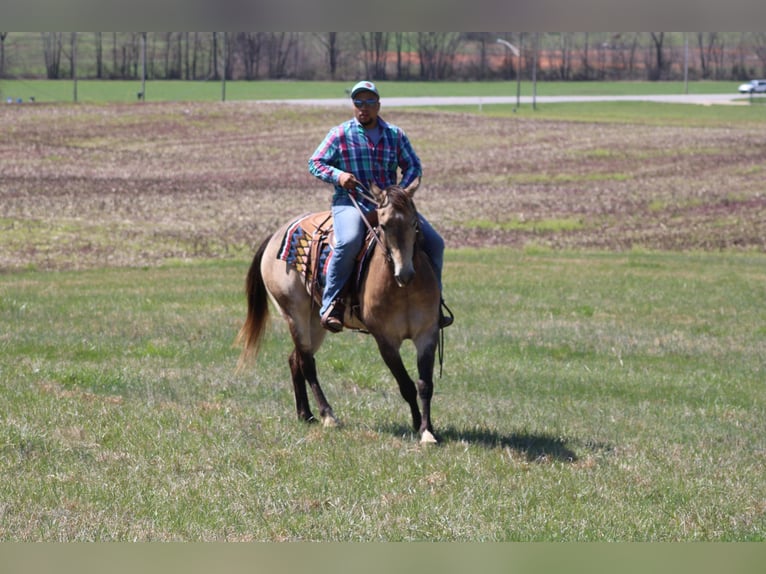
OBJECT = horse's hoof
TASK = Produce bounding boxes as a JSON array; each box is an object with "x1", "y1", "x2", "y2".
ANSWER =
[
  {"x1": 322, "y1": 414, "x2": 339, "y2": 428},
  {"x1": 420, "y1": 430, "x2": 438, "y2": 444}
]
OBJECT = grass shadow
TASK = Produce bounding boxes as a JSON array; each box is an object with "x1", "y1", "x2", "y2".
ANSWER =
[
  {"x1": 440, "y1": 426, "x2": 580, "y2": 463},
  {"x1": 385, "y1": 424, "x2": 582, "y2": 462}
]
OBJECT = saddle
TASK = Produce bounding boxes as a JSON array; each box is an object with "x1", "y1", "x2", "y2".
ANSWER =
[{"x1": 276, "y1": 211, "x2": 377, "y2": 316}]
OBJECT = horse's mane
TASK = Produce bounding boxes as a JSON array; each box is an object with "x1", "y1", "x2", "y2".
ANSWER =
[{"x1": 383, "y1": 186, "x2": 415, "y2": 211}]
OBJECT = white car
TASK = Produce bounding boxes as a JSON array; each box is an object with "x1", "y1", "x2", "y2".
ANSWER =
[{"x1": 738, "y1": 80, "x2": 766, "y2": 93}]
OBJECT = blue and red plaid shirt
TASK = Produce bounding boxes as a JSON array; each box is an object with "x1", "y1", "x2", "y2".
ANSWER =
[{"x1": 308, "y1": 116, "x2": 422, "y2": 209}]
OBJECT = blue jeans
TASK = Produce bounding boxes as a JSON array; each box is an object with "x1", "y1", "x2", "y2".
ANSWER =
[{"x1": 320, "y1": 197, "x2": 445, "y2": 316}]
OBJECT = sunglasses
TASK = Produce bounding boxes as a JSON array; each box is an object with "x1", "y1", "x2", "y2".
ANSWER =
[{"x1": 353, "y1": 98, "x2": 379, "y2": 108}]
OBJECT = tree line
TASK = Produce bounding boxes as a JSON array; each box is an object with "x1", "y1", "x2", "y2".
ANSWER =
[{"x1": 2, "y1": 32, "x2": 766, "y2": 82}]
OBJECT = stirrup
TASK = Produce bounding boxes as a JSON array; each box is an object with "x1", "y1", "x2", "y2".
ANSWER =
[
  {"x1": 321, "y1": 301, "x2": 345, "y2": 333},
  {"x1": 439, "y1": 299, "x2": 454, "y2": 328}
]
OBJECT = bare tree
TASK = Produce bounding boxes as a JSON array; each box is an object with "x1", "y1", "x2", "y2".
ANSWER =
[
  {"x1": 94, "y1": 32, "x2": 103, "y2": 78},
  {"x1": 649, "y1": 32, "x2": 666, "y2": 80},
  {"x1": 69, "y1": 32, "x2": 76, "y2": 79},
  {"x1": 596, "y1": 34, "x2": 609, "y2": 79},
  {"x1": 162, "y1": 32, "x2": 173, "y2": 78},
  {"x1": 461, "y1": 32, "x2": 492, "y2": 79},
  {"x1": 315, "y1": 32, "x2": 340, "y2": 79},
  {"x1": 416, "y1": 32, "x2": 460, "y2": 80},
  {"x1": 578, "y1": 32, "x2": 592, "y2": 80},
  {"x1": 160, "y1": 32, "x2": 183, "y2": 79},
  {"x1": 191, "y1": 33, "x2": 203, "y2": 79},
  {"x1": 0, "y1": 32, "x2": 7, "y2": 78},
  {"x1": 5, "y1": 31, "x2": 766, "y2": 83},
  {"x1": 238, "y1": 32, "x2": 263, "y2": 80},
  {"x1": 696, "y1": 32, "x2": 718, "y2": 79},
  {"x1": 266, "y1": 32, "x2": 296, "y2": 79},
  {"x1": 610, "y1": 32, "x2": 642, "y2": 79},
  {"x1": 750, "y1": 32, "x2": 766, "y2": 77},
  {"x1": 393, "y1": 32, "x2": 412, "y2": 80},
  {"x1": 223, "y1": 33, "x2": 235, "y2": 80},
  {"x1": 359, "y1": 32, "x2": 389, "y2": 79},
  {"x1": 111, "y1": 33, "x2": 118, "y2": 78},
  {"x1": 210, "y1": 32, "x2": 219, "y2": 80},
  {"x1": 42, "y1": 32, "x2": 63, "y2": 79},
  {"x1": 132, "y1": 33, "x2": 142, "y2": 78},
  {"x1": 555, "y1": 32, "x2": 574, "y2": 80}
]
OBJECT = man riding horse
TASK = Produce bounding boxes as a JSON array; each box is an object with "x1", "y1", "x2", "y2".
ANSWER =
[{"x1": 308, "y1": 80, "x2": 453, "y2": 333}]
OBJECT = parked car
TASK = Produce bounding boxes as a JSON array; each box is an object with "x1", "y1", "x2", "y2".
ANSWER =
[{"x1": 738, "y1": 80, "x2": 766, "y2": 93}]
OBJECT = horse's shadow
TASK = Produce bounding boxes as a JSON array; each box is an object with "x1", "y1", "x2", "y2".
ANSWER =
[{"x1": 388, "y1": 424, "x2": 582, "y2": 463}]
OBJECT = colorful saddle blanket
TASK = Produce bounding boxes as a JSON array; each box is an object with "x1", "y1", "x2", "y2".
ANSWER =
[{"x1": 276, "y1": 212, "x2": 376, "y2": 305}]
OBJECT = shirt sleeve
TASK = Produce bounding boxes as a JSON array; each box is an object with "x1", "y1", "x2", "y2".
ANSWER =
[
  {"x1": 308, "y1": 126, "x2": 343, "y2": 186},
  {"x1": 397, "y1": 130, "x2": 423, "y2": 188}
]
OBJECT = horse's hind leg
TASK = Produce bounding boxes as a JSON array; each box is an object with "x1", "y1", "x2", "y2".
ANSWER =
[
  {"x1": 261, "y1": 223, "x2": 337, "y2": 429},
  {"x1": 288, "y1": 348, "x2": 314, "y2": 422},
  {"x1": 291, "y1": 347, "x2": 337, "y2": 427}
]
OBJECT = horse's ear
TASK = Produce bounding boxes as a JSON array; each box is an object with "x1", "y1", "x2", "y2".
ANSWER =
[
  {"x1": 403, "y1": 177, "x2": 420, "y2": 197},
  {"x1": 370, "y1": 182, "x2": 386, "y2": 203}
]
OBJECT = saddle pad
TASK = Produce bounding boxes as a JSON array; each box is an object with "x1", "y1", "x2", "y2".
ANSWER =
[
  {"x1": 277, "y1": 212, "x2": 333, "y2": 295},
  {"x1": 276, "y1": 212, "x2": 378, "y2": 305}
]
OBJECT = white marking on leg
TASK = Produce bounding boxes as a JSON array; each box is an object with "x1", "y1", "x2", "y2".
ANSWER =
[
  {"x1": 322, "y1": 412, "x2": 339, "y2": 428},
  {"x1": 420, "y1": 429, "x2": 438, "y2": 444}
]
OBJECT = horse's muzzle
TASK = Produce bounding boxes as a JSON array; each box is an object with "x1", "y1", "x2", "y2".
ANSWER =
[{"x1": 395, "y1": 267, "x2": 415, "y2": 287}]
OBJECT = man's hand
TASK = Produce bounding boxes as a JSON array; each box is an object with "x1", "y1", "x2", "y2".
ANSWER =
[{"x1": 338, "y1": 172, "x2": 361, "y2": 190}]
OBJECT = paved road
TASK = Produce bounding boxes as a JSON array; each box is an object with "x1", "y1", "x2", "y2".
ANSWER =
[{"x1": 260, "y1": 93, "x2": 747, "y2": 107}]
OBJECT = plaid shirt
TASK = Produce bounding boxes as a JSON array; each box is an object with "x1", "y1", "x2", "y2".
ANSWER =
[{"x1": 308, "y1": 117, "x2": 422, "y2": 209}]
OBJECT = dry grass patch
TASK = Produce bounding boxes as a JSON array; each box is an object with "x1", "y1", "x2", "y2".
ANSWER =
[{"x1": 2, "y1": 102, "x2": 765, "y2": 271}]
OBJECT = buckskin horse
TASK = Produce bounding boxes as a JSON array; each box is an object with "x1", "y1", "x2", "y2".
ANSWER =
[{"x1": 236, "y1": 179, "x2": 440, "y2": 444}]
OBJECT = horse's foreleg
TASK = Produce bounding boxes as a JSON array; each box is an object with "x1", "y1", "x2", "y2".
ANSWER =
[
  {"x1": 415, "y1": 340, "x2": 438, "y2": 444},
  {"x1": 376, "y1": 340, "x2": 423, "y2": 435}
]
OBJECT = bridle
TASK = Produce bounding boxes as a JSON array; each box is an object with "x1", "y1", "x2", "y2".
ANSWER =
[{"x1": 349, "y1": 183, "x2": 420, "y2": 264}]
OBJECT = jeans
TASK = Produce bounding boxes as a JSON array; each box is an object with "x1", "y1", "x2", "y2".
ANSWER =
[{"x1": 320, "y1": 197, "x2": 445, "y2": 316}]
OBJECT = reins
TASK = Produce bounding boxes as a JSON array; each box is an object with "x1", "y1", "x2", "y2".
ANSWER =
[
  {"x1": 349, "y1": 184, "x2": 391, "y2": 262},
  {"x1": 436, "y1": 300, "x2": 454, "y2": 378}
]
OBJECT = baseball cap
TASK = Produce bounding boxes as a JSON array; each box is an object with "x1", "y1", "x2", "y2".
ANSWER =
[{"x1": 350, "y1": 81, "x2": 379, "y2": 99}]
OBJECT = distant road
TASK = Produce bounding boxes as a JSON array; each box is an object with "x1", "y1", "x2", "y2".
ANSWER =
[{"x1": 260, "y1": 94, "x2": 746, "y2": 107}]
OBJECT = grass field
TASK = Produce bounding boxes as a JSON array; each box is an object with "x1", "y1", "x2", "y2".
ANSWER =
[
  {"x1": 1, "y1": 90, "x2": 765, "y2": 541},
  {"x1": 0, "y1": 78, "x2": 745, "y2": 104},
  {"x1": 1, "y1": 251, "x2": 764, "y2": 540}
]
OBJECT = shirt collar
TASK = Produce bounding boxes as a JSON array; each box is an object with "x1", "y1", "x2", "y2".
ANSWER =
[{"x1": 352, "y1": 116, "x2": 387, "y2": 130}]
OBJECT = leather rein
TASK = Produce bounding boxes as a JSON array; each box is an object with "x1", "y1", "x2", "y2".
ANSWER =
[{"x1": 349, "y1": 184, "x2": 395, "y2": 262}]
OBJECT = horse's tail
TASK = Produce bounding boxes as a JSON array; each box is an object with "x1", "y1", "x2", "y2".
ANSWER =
[{"x1": 235, "y1": 235, "x2": 271, "y2": 371}]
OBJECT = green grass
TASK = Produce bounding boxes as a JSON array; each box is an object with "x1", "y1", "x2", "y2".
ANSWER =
[
  {"x1": 1, "y1": 250, "x2": 764, "y2": 541},
  {"x1": 3, "y1": 79, "x2": 758, "y2": 128},
  {"x1": 0, "y1": 79, "x2": 743, "y2": 104},
  {"x1": 1, "y1": 87, "x2": 764, "y2": 542},
  {"x1": 431, "y1": 100, "x2": 766, "y2": 126}
]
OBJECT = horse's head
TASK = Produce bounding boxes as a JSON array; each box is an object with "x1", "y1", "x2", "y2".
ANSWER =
[{"x1": 370, "y1": 178, "x2": 421, "y2": 287}]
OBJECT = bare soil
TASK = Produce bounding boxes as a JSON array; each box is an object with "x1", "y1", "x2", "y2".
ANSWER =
[{"x1": 1, "y1": 102, "x2": 764, "y2": 271}]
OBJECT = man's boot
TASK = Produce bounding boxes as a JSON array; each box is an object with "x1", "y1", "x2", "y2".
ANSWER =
[{"x1": 321, "y1": 300, "x2": 345, "y2": 333}]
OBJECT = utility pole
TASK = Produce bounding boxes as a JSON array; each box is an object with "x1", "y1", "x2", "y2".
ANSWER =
[
  {"x1": 496, "y1": 37, "x2": 521, "y2": 110},
  {"x1": 532, "y1": 33, "x2": 539, "y2": 111},
  {"x1": 683, "y1": 33, "x2": 689, "y2": 94},
  {"x1": 72, "y1": 32, "x2": 77, "y2": 102},
  {"x1": 221, "y1": 32, "x2": 227, "y2": 102},
  {"x1": 140, "y1": 32, "x2": 147, "y2": 101}
]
